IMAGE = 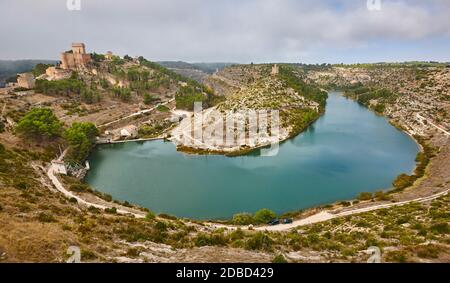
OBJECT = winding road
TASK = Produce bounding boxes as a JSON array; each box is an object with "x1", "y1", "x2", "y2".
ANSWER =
[{"x1": 210, "y1": 189, "x2": 449, "y2": 232}]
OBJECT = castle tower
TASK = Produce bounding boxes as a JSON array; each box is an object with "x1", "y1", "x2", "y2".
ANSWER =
[
  {"x1": 72, "y1": 43, "x2": 86, "y2": 54},
  {"x1": 271, "y1": 64, "x2": 279, "y2": 76},
  {"x1": 60, "y1": 43, "x2": 91, "y2": 70}
]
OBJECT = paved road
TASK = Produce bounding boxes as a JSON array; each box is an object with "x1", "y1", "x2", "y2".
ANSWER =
[
  {"x1": 209, "y1": 189, "x2": 449, "y2": 232},
  {"x1": 47, "y1": 162, "x2": 145, "y2": 218},
  {"x1": 256, "y1": 189, "x2": 449, "y2": 231}
]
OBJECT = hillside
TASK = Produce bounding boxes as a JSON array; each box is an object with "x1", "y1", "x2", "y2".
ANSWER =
[
  {"x1": 171, "y1": 64, "x2": 327, "y2": 155},
  {"x1": 0, "y1": 60, "x2": 57, "y2": 85},
  {"x1": 0, "y1": 60, "x2": 449, "y2": 263},
  {"x1": 304, "y1": 63, "x2": 450, "y2": 137}
]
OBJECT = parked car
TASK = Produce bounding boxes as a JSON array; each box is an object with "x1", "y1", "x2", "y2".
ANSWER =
[
  {"x1": 281, "y1": 218, "x2": 293, "y2": 224},
  {"x1": 267, "y1": 219, "x2": 280, "y2": 226}
]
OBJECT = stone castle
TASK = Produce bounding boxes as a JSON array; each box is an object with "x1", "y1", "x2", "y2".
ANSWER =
[
  {"x1": 60, "y1": 43, "x2": 92, "y2": 70},
  {"x1": 271, "y1": 64, "x2": 279, "y2": 76}
]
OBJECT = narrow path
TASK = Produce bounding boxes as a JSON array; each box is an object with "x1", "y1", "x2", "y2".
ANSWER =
[
  {"x1": 209, "y1": 189, "x2": 449, "y2": 232},
  {"x1": 98, "y1": 98, "x2": 175, "y2": 128},
  {"x1": 46, "y1": 163, "x2": 145, "y2": 218},
  {"x1": 256, "y1": 189, "x2": 449, "y2": 231},
  {"x1": 417, "y1": 113, "x2": 450, "y2": 136}
]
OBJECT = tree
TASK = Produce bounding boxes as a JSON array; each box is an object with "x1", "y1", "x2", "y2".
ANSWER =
[
  {"x1": 254, "y1": 209, "x2": 276, "y2": 224},
  {"x1": 357, "y1": 192, "x2": 373, "y2": 201},
  {"x1": 143, "y1": 93, "x2": 153, "y2": 105},
  {"x1": 393, "y1": 174, "x2": 414, "y2": 190},
  {"x1": 245, "y1": 232, "x2": 273, "y2": 251},
  {"x1": 16, "y1": 108, "x2": 63, "y2": 140},
  {"x1": 232, "y1": 213, "x2": 255, "y2": 225},
  {"x1": 64, "y1": 122, "x2": 99, "y2": 163},
  {"x1": 32, "y1": 63, "x2": 53, "y2": 77}
]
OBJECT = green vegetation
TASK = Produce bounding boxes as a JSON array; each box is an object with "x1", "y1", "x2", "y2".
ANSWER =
[
  {"x1": 0, "y1": 144, "x2": 40, "y2": 193},
  {"x1": 32, "y1": 63, "x2": 53, "y2": 77},
  {"x1": 358, "y1": 192, "x2": 373, "y2": 201},
  {"x1": 175, "y1": 86, "x2": 206, "y2": 110},
  {"x1": 343, "y1": 84, "x2": 396, "y2": 114},
  {"x1": 232, "y1": 213, "x2": 255, "y2": 225},
  {"x1": 111, "y1": 87, "x2": 132, "y2": 102},
  {"x1": 232, "y1": 209, "x2": 277, "y2": 225},
  {"x1": 279, "y1": 65, "x2": 328, "y2": 109},
  {"x1": 91, "y1": 52, "x2": 105, "y2": 62},
  {"x1": 63, "y1": 122, "x2": 99, "y2": 163},
  {"x1": 35, "y1": 77, "x2": 85, "y2": 96},
  {"x1": 35, "y1": 74, "x2": 101, "y2": 104},
  {"x1": 138, "y1": 121, "x2": 172, "y2": 138},
  {"x1": 254, "y1": 209, "x2": 277, "y2": 224},
  {"x1": 138, "y1": 58, "x2": 221, "y2": 110},
  {"x1": 156, "y1": 104, "x2": 170, "y2": 112},
  {"x1": 15, "y1": 108, "x2": 63, "y2": 140},
  {"x1": 392, "y1": 137, "x2": 436, "y2": 191},
  {"x1": 245, "y1": 232, "x2": 273, "y2": 251},
  {"x1": 272, "y1": 254, "x2": 288, "y2": 263}
]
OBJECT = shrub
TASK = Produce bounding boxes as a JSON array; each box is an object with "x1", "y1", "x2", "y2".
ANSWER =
[
  {"x1": 105, "y1": 207, "x2": 117, "y2": 214},
  {"x1": 69, "y1": 184, "x2": 90, "y2": 192},
  {"x1": 254, "y1": 209, "x2": 276, "y2": 224},
  {"x1": 245, "y1": 232, "x2": 273, "y2": 251},
  {"x1": 374, "y1": 191, "x2": 392, "y2": 201},
  {"x1": 232, "y1": 213, "x2": 255, "y2": 225},
  {"x1": 69, "y1": 197, "x2": 78, "y2": 203},
  {"x1": 88, "y1": 206, "x2": 100, "y2": 214},
  {"x1": 154, "y1": 221, "x2": 168, "y2": 231},
  {"x1": 430, "y1": 223, "x2": 449, "y2": 234},
  {"x1": 145, "y1": 211, "x2": 156, "y2": 220},
  {"x1": 272, "y1": 254, "x2": 288, "y2": 263},
  {"x1": 15, "y1": 108, "x2": 63, "y2": 140},
  {"x1": 158, "y1": 213, "x2": 177, "y2": 220},
  {"x1": 415, "y1": 245, "x2": 440, "y2": 259},
  {"x1": 230, "y1": 228, "x2": 245, "y2": 241},
  {"x1": 156, "y1": 104, "x2": 170, "y2": 112},
  {"x1": 386, "y1": 250, "x2": 409, "y2": 263},
  {"x1": 64, "y1": 122, "x2": 99, "y2": 163},
  {"x1": 194, "y1": 232, "x2": 229, "y2": 247},
  {"x1": 357, "y1": 192, "x2": 373, "y2": 201},
  {"x1": 0, "y1": 203, "x2": 3, "y2": 212},
  {"x1": 393, "y1": 174, "x2": 415, "y2": 190},
  {"x1": 37, "y1": 212, "x2": 57, "y2": 223}
]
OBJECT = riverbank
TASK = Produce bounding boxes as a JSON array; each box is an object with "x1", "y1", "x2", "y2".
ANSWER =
[{"x1": 42, "y1": 91, "x2": 449, "y2": 238}]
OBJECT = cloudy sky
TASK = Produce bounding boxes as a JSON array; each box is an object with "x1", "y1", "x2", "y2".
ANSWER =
[{"x1": 1, "y1": 0, "x2": 449, "y2": 63}]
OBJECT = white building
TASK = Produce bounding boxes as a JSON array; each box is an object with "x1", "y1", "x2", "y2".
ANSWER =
[
  {"x1": 120, "y1": 125, "x2": 138, "y2": 138},
  {"x1": 51, "y1": 160, "x2": 67, "y2": 175}
]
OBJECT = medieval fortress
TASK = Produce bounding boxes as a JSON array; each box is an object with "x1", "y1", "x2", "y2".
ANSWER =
[
  {"x1": 44, "y1": 43, "x2": 93, "y2": 81},
  {"x1": 60, "y1": 43, "x2": 92, "y2": 70},
  {"x1": 3, "y1": 43, "x2": 94, "y2": 90}
]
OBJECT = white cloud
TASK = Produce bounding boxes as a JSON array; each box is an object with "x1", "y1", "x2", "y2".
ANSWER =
[{"x1": 0, "y1": 0, "x2": 449, "y2": 62}]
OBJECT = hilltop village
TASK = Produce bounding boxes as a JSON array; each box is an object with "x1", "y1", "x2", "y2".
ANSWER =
[{"x1": 0, "y1": 44, "x2": 449, "y2": 263}]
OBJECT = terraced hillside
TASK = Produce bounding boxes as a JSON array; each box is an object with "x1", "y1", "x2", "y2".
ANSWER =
[{"x1": 171, "y1": 64, "x2": 328, "y2": 154}]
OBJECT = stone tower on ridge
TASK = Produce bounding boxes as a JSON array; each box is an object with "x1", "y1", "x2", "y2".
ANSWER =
[
  {"x1": 271, "y1": 64, "x2": 279, "y2": 76},
  {"x1": 60, "y1": 43, "x2": 92, "y2": 70}
]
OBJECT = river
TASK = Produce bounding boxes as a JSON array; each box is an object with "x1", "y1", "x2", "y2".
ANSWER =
[{"x1": 85, "y1": 92, "x2": 419, "y2": 219}]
